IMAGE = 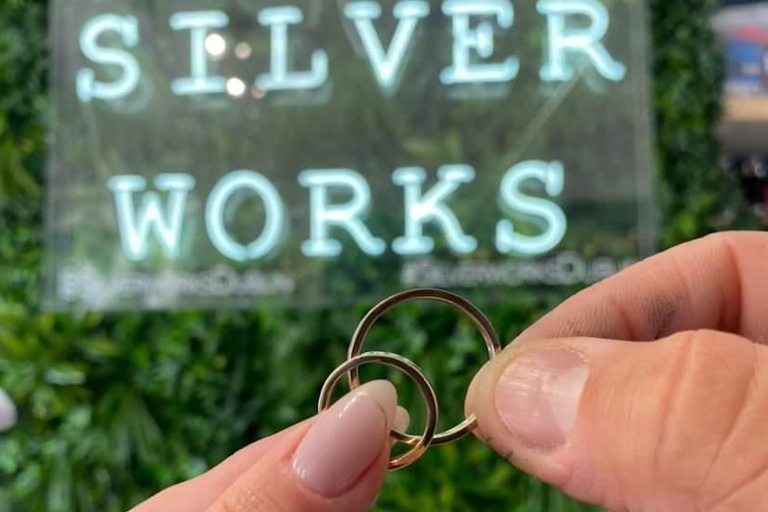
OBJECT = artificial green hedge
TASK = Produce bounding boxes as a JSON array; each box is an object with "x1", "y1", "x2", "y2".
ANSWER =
[{"x1": 0, "y1": 0, "x2": 757, "y2": 511}]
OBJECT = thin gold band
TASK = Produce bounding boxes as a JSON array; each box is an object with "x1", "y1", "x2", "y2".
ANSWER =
[{"x1": 317, "y1": 351, "x2": 439, "y2": 471}]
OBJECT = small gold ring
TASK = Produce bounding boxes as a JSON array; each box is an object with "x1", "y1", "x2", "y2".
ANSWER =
[
  {"x1": 318, "y1": 351, "x2": 438, "y2": 471},
  {"x1": 346, "y1": 289, "x2": 501, "y2": 446}
]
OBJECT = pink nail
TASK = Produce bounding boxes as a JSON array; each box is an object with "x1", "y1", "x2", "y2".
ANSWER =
[{"x1": 291, "y1": 380, "x2": 397, "y2": 497}]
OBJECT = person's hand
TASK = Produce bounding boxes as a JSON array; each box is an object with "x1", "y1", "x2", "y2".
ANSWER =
[
  {"x1": 467, "y1": 231, "x2": 768, "y2": 511},
  {"x1": 130, "y1": 381, "x2": 407, "y2": 512}
]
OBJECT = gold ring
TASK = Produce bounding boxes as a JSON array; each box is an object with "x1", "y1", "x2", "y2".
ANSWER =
[
  {"x1": 346, "y1": 289, "x2": 501, "y2": 446},
  {"x1": 318, "y1": 351, "x2": 439, "y2": 471}
]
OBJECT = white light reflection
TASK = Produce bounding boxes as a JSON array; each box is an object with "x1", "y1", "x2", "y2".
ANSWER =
[
  {"x1": 205, "y1": 32, "x2": 227, "y2": 57},
  {"x1": 226, "y1": 77, "x2": 247, "y2": 97},
  {"x1": 235, "y1": 42, "x2": 253, "y2": 60}
]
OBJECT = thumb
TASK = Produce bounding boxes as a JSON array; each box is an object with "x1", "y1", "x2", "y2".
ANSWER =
[{"x1": 466, "y1": 331, "x2": 768, "y2": 512}]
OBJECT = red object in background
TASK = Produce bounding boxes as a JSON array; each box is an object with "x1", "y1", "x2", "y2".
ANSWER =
[{"x1": 737, "y1": 26, "x2": 768, "y2": 45}]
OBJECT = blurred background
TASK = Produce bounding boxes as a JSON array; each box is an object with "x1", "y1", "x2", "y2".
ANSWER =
[{"x1": 0, "y1": 0, "x2": 766, "y2": 511}]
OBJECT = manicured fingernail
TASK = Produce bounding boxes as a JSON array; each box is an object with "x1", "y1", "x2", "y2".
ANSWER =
[
  {"x1": 495, "y1": 349, "x2": 588, "y2": 449},
  {"x1": 292, "y1": 380, "x2": 397, "y2": 497}
]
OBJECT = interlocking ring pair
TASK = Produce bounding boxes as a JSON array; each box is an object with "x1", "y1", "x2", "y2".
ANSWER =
[{"x1": 317, "y1": 289, "x2": 502, "y2": 470}]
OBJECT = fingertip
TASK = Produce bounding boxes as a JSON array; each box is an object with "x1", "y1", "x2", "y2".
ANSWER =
[
  {"x1": 289, "y1": 380, "x2": 398, "y2": 499},
  {"x1": 465, "y1": 359, "x2": 490, "y2": 437},
  {"x1": 393, "y1": 406, "x2": 410, "y2": 433},
  {"x1": 467, "y1": 339, "x2": 593, "y2": 483}
]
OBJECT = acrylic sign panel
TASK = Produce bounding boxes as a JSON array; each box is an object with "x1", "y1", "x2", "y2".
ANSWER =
[{"x1": 46, "y1": 0, "x2": 655, "y2": 310}]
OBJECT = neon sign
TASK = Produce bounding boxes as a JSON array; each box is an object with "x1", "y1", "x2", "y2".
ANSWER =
[
  {"x1": 47, "y1": 0, "x2": 654, "y2": 309},
  {"x1": 76, "y1": 0, "x2": 625, "y2": 101},
  {"x1": 106, "y1": 163, "x2": 566, "y2": 262}
]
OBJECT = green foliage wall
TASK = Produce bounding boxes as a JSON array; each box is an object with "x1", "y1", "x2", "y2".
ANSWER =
[{"x1": 0, "y1": 0, "x2": 756, "y2": 511}]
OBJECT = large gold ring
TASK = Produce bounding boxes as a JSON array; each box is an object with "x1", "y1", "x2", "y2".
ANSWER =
[{"x1": 346, "y1": 289, "x2": 501, "y2": 446}]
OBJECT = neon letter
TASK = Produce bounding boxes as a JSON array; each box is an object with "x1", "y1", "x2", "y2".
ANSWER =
[
  {"x1": 107, "y1": 174, "x2": 195, "y2": 261},
  {"x1": 170, "y1": 10, "x2": 229, "y2": 95},
  {"x1": 440, "y1": 0, "x2": 519, "y2": 85},
  {"x1": 393, "y1": 165, "x2": 477, "y2": 255},
  {"x1": 344, "y1": 1, "x2": 430, "y2": 93},
  {"x1": 537, "y1": 0, "x2": 626, "y2": 81},
  {"x1": 205, "y1": 170, "x2": 285, "y2": 261},
  {"x1": 298, "y1": 170, "x2": 385, "y2": 257},
  {"x1": 77, "y1": 14, "x2": 140, "y2": 102},
  {"x1": 256, "y1": 7, "x2": 329, "y2": 91},
  {"x1": 496, "y1": 161, "x2": 567, "y2": 256}
]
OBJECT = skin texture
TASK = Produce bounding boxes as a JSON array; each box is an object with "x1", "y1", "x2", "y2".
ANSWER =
[
  {"x1": 129, "y1": 231, "x2": 768, "y2": 512},
  {"x1": 467, "y1": 231, "x2": 768, "y2": 511}
]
